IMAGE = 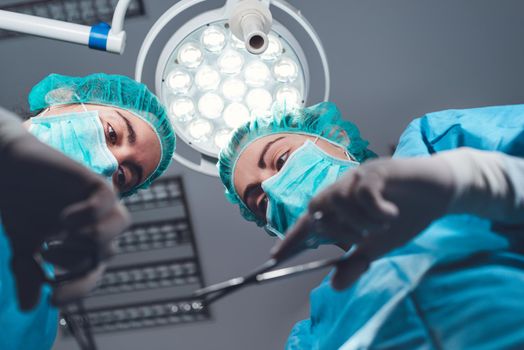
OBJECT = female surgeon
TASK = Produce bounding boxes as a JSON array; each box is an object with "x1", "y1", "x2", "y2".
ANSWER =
[
  {"x1": 218, "y1": 102, "x2": 524, "y2": 349},
  {"x1": 0, "y1": 73, "x2": 175, "y2": 349}
]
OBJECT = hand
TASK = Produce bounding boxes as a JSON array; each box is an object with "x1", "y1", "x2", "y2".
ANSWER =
[
  {"x1": 0, "y1": 126, "x2": 130, "y2": 310},
  {"x1": 271, "y1": 156, "x2": 455, "y2": 290}
]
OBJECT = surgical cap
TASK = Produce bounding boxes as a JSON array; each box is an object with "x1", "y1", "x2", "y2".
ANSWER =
[
  {"x1": 28, "y1": 73, "x2": 176, "y2": 195},
  {"x1": 218, "y1": 102, "x2": 376, "y2": 225}
]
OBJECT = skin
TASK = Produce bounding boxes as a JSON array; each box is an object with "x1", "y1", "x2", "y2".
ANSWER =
[
  {"x1": 234, "y1": 133, "x2": 353, "y2": 223},
  {"x1": 23, "y1": 104, "x2": 161, "y2": 194}
]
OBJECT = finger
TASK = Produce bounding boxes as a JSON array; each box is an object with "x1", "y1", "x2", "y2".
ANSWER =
[
  {"x1": 270, "y1": 214, "x2": 313, "y2": 261},
  {"x1": 71, "y1": 203, "x2": 130, "y2": 243},
  {"x1": 328, "y1": 196, "x2": 390, "y2": 238},
  {"x1": 51, "y1": 264, "x2": 106, "y2": 307},
  {"x1": 331, "y1": 247, "x2": 371, "y2": 291},
  {"x1": 354, "y1": 176, "x2": 399, "y2": 221},
  {"x1": 60, "y1": 183, "x2": 118, "y2": 230}
]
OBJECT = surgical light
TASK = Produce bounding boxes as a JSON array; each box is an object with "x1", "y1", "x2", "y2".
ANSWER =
[
  {"x1": 221, "y1": 78, "x2": 247, "y2": 101},
  {"x1": 136, "y1": 0, "x2": 330, "y2": 176},
  {"x1": 166, "y1": 69, "x2": 192, "y2": 94},
  {"x1": 223, "y1": 102, "x2": 250, "y2": 128}
]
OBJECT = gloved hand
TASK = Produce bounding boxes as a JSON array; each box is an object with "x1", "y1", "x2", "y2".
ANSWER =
[
  {"x1": 0, "y1": 109, "x2": 130, "y2": 310},
  {"x1": 271, "y1": 155, "x2": 456, "y2": 290}
]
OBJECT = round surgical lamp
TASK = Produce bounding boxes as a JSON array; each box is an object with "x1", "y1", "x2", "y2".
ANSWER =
[{"x1": 136, "y1": 0, "x2": 330, "y2": 176}]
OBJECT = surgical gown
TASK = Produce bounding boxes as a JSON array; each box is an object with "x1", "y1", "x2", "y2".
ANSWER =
[
  {"x1": 286, "y1": 104, "x2": 524, "y2": 350},
  {"x1": 0, "y1": 223, "x2": 58, "y2": 349}
]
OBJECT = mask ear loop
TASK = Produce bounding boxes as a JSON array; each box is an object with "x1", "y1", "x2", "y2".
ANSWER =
[
  {"x1": 313, "y1": 136, "x2": 352, "y2": 161},
  {"x1": 39, "y1": 108, "x2": 50, "y2": 117},
  {"x1": 74, "y1": 93, "x2": 89, "y2": 113}
]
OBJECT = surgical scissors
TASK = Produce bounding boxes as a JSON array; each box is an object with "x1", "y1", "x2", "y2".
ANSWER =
[{"x1": 194, "y1": 251, "x2": 354, "y2": 305}]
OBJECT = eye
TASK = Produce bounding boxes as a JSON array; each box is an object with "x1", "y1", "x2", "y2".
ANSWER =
[
  {"x1": 116, "y1": 167, "x2": 126, "y2": 188},
  {"x1": 276, "y1": 152, "x2": 289, "y2": 171},
  {"x1": 107, "y1": 123, "x2": 117, "y2": 145}
]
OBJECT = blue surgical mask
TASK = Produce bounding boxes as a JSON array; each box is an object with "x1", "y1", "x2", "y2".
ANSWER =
[
  {"x1": 29, "y1": 109, "x2": 118, "y2": 186},
  {"x1": 261, "y1": 139, "x2": 360, "y2": 247}
]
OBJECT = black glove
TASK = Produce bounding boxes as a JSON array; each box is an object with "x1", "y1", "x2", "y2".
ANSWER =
[{"x1": 0, "y1": 107, "x2": 130, "y2": 310}]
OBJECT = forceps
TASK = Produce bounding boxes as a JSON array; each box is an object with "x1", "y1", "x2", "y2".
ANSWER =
[{"x1": 194, "y1": 251, "x2": 353, "y2": 305}]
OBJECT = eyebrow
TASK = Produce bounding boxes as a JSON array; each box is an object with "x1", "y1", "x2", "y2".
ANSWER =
[
  {"x1": 115, "y1": 110, "x2": 137, "y2": 145},
  {"x1": 258, "y1": 136, "x2": 285, "y2": 169}
]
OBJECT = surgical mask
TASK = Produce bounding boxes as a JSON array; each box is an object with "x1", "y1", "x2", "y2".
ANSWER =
[
  {"x1": 261, "y1": 139, "x2": 360, "y2": 247},
  {"x1": 29, "y1": 108, "x2": 118, "y2": 185}
]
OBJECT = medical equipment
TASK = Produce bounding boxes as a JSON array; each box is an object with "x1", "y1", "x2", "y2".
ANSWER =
[
  {"x1": 135, "y1": 0, "x2": 330, "y2": 175},
  {"x1": 194, "y1": 251, "x2": 354, "y2": 305},
  {"x1": 262, "y1": 140, "x2": 359, "y2": 242},
  {"x1": 59, "y1": 177, "x2": 209, "y2": 335},
  {"x1": 29, "y1": 110, "x2": 119, "y2": 184},
  {"x1": 0, "y1": 0, "x2": 330, "y2": 176}
]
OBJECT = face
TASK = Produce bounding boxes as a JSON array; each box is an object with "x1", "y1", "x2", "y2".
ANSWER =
[
  {"x1": 234, "y1": 133, "x2": 352, "y2": 222},
  {"x1": 24, "y1": 104, "x2": 161, "y2": 194}
]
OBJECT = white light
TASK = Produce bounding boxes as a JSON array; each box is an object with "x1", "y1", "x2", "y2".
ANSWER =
[
  {"x1": 223, "y1": 103, "x2": 250, "y2": 128},
  {"x1": 166, "y1": 70, "x2": 192, "y2": 94},
  {"x1": 214, "y1": 129, "x2": 233, "y2": 149},
  {"x1": 170, "y1": 97, "x2": 195, "y2": 122},
  {"x1": 198, "y1": 93, "x2": 224, "y2": 119},
  {"x1": 246, "y1": 88, "x2": 272, "y2": 111},
  {"x1": 201, "y1": 26, "x2": 226, "y2": 53},
  {"x1": 250, "y1": 108, "x2": 272, "y2": 120},
  {"x1": 273, "y1": 57, "x2": 299, "y2": 83},
  {"x1": 275, "y1": 86, "x2": 302, "y2": 109},
  {"x1": 244, "y1": 61, "x2": 270, "y2": 87},
  {"x1": 221, "y1": 78, "x2": 247, "y2": 101},
  {"x1": 231, "y1": 34, "x2": 245, "y2": 49},
  {"x1": 261, "y1": 34, "x2": 282, "y2": 61},
  {"x1": 177, "y1": 42, "x2": 203, "y2": 69},
  {"x1": 217, "y1": 50, "x2": 244, "y2": 75},
  {"x1": 188, "y1": 119, "x2": 213, "y2": 142},
  {"x1": 195, "y1": 66, "x2": 220, "y2": 91}
]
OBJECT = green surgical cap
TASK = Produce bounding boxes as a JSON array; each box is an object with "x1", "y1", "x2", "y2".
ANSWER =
[
  {"x1": 28, "y1": 73, "x2": 176, "y2": 195},
  {"x1": 218, "y1": 101, "x2": 377, "y2": 225}
]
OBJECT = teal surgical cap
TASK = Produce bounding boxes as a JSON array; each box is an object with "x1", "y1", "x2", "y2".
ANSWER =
[
  {"x1": 218, "y1": 102, "x2": 376, "y2": 225},
  {"x1": 28, "y1": 73, "x2": 176, "y2": 195}
]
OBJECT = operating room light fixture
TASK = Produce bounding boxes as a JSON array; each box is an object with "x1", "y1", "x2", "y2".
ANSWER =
[
  {"x1": 136, "y1": 0, "x2": 330, "y2": 176},
  {"x1": 161, "y1": 20, "x2": 306, "y2": 157}
]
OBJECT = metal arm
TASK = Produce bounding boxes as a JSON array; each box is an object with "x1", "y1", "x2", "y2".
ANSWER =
[{"x1": 0, "y1": 0, "x2": 132, "y2": 54}]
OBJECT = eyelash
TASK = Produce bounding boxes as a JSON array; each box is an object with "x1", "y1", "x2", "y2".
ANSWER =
[
  {"x1": 254, "y1": 152, "x2": 290, "y2": 216},
  {"x1": 107, "y1": 123, "x2": 117, "y2": 145},
  {"x1": 116, "y1": 167, "x2": 126, "y2": 188},
  {"x1": 276, "y1": 151, "x2": 289, "y2": 171}
]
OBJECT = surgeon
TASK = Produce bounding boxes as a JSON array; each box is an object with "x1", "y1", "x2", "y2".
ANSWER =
[
  {"x1": 218, "y1": 102, "x2": 524, "y2": 349},
  {"x1": 0, "y1": 73, "x2": 175, "y2": 349}
]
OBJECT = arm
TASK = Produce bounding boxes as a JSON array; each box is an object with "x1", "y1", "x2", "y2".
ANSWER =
[
  {"x1": 0, "y1": 106, "x2": 130, "y2": 310},
  {"x1": 441, "y1": 148, "x2": 524, "y2": 224},
  {"x1": 272, "y1": 148, "x2": 524, "y2": 289}
]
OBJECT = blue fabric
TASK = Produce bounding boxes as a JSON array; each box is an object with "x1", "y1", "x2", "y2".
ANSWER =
[
  {"x1": 286, "y1": 104, "x2": 524, "y2": 350},
  {"x1": 263, "y1": 140, "x2": 359, "y2": 245},
  {"x1": 30, "y1": 110, "x2": 118, "y2": 185},
  {"x1": 0, "y1": 224, "x2": 58, "y2": 350}
]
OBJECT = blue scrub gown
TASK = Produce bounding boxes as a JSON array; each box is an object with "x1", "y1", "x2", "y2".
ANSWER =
[
  {"x1": 0, "y1": 224, "x2": 58, "y2": 349},
  {"x1": 286, "y1": 105, "x2": 524, "y2": 350}
]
